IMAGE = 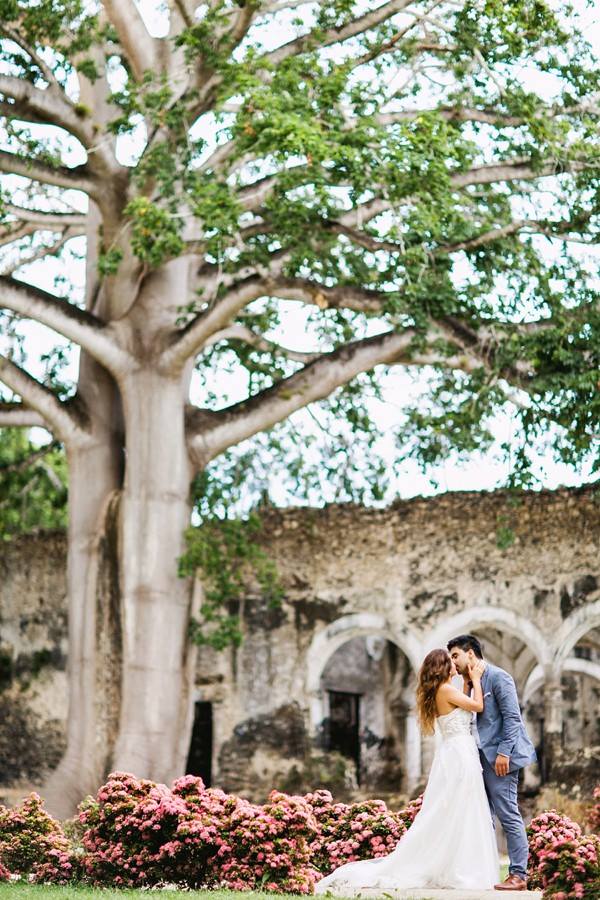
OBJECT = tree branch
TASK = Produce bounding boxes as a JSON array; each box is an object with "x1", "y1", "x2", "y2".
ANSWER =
[
  {"x1": 330, "y1": 211, "x2": 597, "y2": 258},
  {"x1": 159, "y1": 276, "x2": 270, "y2": 374},
  {"x1": 0, "y1": 401, "x2": 46, "y2": 428},
  {"x1": 0, "y1": 24, "x2": 59, "y2": 88},
  {"x1": 238, "y1": 151, "x2": 592, "y2": 222},
  {"x1": 188, "y1": 328, "x2": 417, "y2": 466},
  {"x1": 0, "y1": 222, "x2": 38, "y2": 248},
  {"x1": 338, "y1": 156, "x2": 594, "y2": 229},
  {"x1": 1, "y1": 228, "x2": 83, "y2": 276},
  {"x1": 347, "y1": 0, "x2": 447, "y2": 69},
  {"x1": 261, "y1": 0, "x2": 319, "y2": 13},
  {"x1": 2, "y1": 203, "x2": 87, "y2": 229},
  {"x1": 435, "y1": 214, "x2": 599, "y2": 254},
  {"x1": 171, "y1": 0, "x2": 195, "y2": 28},
  {"x1": 102, "y1": 0, "x2": 158, "y2": 80},
  {"x1": 263, "y1": 0, "x2": 415, "y2": 67},
  {"x1": 0, "y1": 438, "x2": 60, "y2": 473},
  {"x1": 163, "y1": 266, "x2": 400, "y2": 378},
  {"x1": 322, "y1": 220, "x2": 405, "y2": 254},
  {"x1": 197, "y1": 141, "x2": 241, "y2": 174},
  {"x1": 0, "y1": 276, "x2": 132, "y2": 376},
  {"x1": 0, "y1": 75, "x2": 87, "y2": 143},
  {"x1": 0, "y1": 356, "x2": 87, "y2": 444},
  {"x1": 227, "y1": 5, "x2": 258, "y2": 47},
  {"x1": 204, "y1": 323, "x2": 320, "y2": 363},
  {"x1": 188, "y1": 306, "x2": 549, "y2": 469},
  {"x1": 0, "y1": 149, "x2": 97, "y2": 197},
  {"x1": 0, "y1": 76, "x2": 119, "y2": 180},
  {"x1": 266, "y1": 277, "x2": 390, "y2": 313},
  {"x1": 376, "y1": 106, "x2": 528, "y2": 128},
  {"x1": 450, "y1": 156, "x2": 589, "y2": 189}
]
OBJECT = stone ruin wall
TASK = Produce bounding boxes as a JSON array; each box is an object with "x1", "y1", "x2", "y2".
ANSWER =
[{"x1": 1, "y1": 484, "x2": 599, "y2": 804}]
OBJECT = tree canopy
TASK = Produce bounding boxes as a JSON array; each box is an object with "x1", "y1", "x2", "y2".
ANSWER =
[{"x1": 0, "y1": 0, "x2": 599, "y2": 513}]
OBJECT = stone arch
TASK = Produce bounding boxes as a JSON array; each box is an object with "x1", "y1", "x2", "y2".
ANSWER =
[
  {"x1": 552, "y1": 600, "x2": 600, "y2": 670},
  {"x1": 306, "y1": 612, "x2": 422, "y2": 697},
  {"x1": 305, "y1": 613, "x2": 423, "y2": 790},
  {"x1": 425, "y1": 605, "x2": 550, "y2": 668},
  {"x1": 523, "y1": 658, "x2": 600, "y2": 706}
]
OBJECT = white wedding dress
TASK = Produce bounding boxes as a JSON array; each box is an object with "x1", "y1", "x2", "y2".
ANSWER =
[{"x1": 315, "y1": 707, "x2": 499, "y2": 894}]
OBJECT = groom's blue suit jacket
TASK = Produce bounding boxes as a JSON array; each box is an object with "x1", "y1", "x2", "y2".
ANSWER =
[{"x1": 476, "y1": 663, "x2": 537, "y2": 771}]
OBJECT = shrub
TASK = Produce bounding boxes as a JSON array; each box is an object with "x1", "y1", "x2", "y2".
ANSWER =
[
  {"x1": 536, "y1": 835, "x2": 600, "y2": 899},
  {"x1": 527, "y1": 810, "x2": 583, "y2": 889},
  {"x1": 79, "y1": 771, "x2": 222, "y2": 887},
  {"x1": 80, "y1": 773, "x2": 319, "y2": 893},
  {"x1": 213, "y1": 790, "x2": 319, "y2": 894},
  {"x1": 0, "y1": 793, "x2": 75, "y2": 883},
  {"x1": 397, "y1": 794, "x2": 423, "y2": 828},
  {"x1": 304, "y1": 790, "x2": 405, "y2": 876},
  {"x1": 0, "y1": 862, "x2": 10, "y2": 882}
]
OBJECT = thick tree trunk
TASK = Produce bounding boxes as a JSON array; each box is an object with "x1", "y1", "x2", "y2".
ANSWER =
[
  {"x1": 111, "y1": 369, "x2": 198, "y2": 782},
  {"x1": 43, "y1": 236, "x2": 200, "y2": 815},
  {"x1": 44, "y1": 359, "x2": 124, "y2": 817},
  {"x1": 45, "y1": 367, "x2": 199, "y2": 815}
]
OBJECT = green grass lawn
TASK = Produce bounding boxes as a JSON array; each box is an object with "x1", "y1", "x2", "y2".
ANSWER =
[
  {"x1": 0, "y1": 865, "x2": 511, "y2": 898},
  {"x1": 1, "y1": 888, "x2": 301, "y2": 900}
]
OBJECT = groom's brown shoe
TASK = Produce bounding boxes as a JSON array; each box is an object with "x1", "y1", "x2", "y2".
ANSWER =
[{"x1": 494, "y1": 874, "x2": 528, "y2": 891}]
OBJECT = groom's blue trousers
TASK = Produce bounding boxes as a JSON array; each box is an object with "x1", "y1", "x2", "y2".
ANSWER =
[{"x1": 479, "y1": 751, "x2": 529, "y2": 879}]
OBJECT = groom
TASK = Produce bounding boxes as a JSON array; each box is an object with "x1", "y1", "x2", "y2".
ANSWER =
[{"x1": 448, "y1": 634, "x2": 537, "y2": 892}]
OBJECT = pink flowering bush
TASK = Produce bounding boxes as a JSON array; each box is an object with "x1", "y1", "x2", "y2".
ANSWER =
[
  {"x1": 0, "y1": 793, "x2": 76, "y2": 883},
  {"x1": 397, "y1": 794, "x2": 423, "y2": 828},
  {"x1": 526, "y1": 810, "x2": 600, "y2": 897},
  {"x1": 213, "y1": 790, "x2": 319, "y2": 893},
  {"x1": 304, "y1": 790, "x2": 406, "y2": 876},
  {"x1": 0, "y1": 862, "x2": 10, "y2": 882},
  {"x1": 15, "y1": 777, "x2": 600, "y2": 897},
  {"x1": 80, "y1": 773, "x2": 319, "y2": 892},
  {"x1": 79, "y1": 771, "x2": 223, "y2": 887},
  {"x1": 536, "y1": 835, "x2": 600, "y2": 899},
  {"x1": 527, "y1": 810, "x2": 583, "y2": 889}
]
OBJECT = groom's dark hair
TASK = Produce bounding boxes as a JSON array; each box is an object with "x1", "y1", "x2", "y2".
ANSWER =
[{"x1": 447, "y1": 634, "x2": 484, "y2": 659}]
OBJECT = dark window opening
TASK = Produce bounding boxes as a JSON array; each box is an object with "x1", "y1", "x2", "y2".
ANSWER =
[
  {"x1": 327, "y1": 690, "x2": 361, "y2": 783},
  {"x1": 186, "y1": 701, "x2": 213, "y2": 787}
]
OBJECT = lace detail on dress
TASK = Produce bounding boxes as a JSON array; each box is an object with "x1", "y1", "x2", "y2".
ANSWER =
[{"x1": 436, "y1": 706, "x2": 473, "y2": 739}]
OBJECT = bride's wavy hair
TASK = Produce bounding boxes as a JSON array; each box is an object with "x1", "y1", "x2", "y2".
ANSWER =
[{"x1": 416, "y1": 649, "x2": 452, "y2": 735}]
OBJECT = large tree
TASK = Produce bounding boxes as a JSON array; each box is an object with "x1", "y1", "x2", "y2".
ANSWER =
[{"x1": 0, "y1": 0, "x2": 599, "y2": 815}]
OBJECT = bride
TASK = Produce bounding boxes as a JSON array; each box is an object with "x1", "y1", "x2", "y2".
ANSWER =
[{"x1": 315, "y1": 648, "x2": 499, "y2": 893}]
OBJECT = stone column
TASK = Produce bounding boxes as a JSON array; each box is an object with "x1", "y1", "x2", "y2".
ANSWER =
[
  {"x1": 404, "y1": 706, "x2": 422, "y2": 791},
  {"x1": 541, "y1": 679, "x2": 563, "y2": 782}
]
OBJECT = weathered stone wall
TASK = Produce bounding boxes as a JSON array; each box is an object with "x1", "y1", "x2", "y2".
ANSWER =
[
  {"x1": 201, "y1": 485, "x2": 600, "y2": 799},
  {"x1": 1, "y1": 484, "x2": 599, "y2": 802}
]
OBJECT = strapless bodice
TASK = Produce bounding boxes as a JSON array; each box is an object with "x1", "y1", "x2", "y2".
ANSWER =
[{"x1": 436, "y1": 706, "x2": 473, "y2": 739}]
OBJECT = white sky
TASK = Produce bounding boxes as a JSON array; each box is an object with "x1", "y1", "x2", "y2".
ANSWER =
[{"x1": 2, "y1": 0, "x2": 599, "y2": 502}]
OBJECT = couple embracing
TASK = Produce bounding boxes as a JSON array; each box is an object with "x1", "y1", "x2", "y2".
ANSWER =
[{"x1": 316, "y1": 634, "x2": 537, "y2": 894}]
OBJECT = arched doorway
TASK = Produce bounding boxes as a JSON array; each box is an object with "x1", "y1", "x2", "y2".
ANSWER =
[
  {"x1": 306, "y1": 614, "x2": 422, "y2": 795},
  {"x1": 320, "y1": 635, "x2": 415, "y2": 793}
]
